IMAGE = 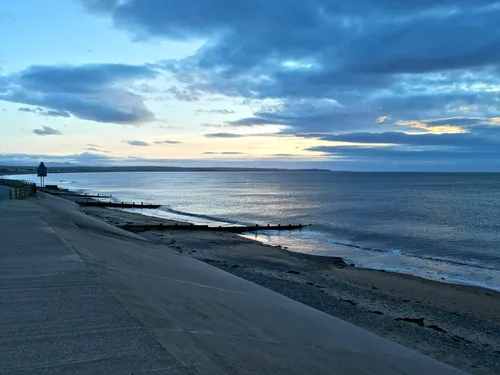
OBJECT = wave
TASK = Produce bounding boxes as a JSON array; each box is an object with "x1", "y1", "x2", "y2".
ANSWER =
[{"x1": 327, "y1": 239, "x2": 496, "y2": 271}]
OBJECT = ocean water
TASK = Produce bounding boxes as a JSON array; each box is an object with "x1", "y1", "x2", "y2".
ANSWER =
[{"x1": 11, "y1": 171, "x2": 500, "y2": 290}]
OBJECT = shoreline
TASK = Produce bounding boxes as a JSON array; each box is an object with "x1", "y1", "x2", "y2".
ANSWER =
[
  {"x1": 75, "y1": 203, "x2": 500, "y2": 375},
  {"x1": 42, "y1": 185, "x2": 500, "y2": 293},
  {"x1": 84, "y1": 203, "x2": 500, "y2": 293},
  {"x1": 119, "y1": 206, "x2": 500, "y2": 292},
  {"x1": 7, "y1": 174, "x2": 500, "y2": 292},
  {"x1": 243, "y1": 233, "x2": 500, "y2": 292}
]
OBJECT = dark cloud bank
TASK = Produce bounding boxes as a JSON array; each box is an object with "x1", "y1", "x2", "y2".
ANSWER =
[{"x1": 77, "y1": 0, "x2": 500, "y2": 170}]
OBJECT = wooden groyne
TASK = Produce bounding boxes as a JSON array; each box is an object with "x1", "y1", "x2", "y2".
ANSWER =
[
  {"x1": 48, "y1": 191, "x2": 112, "y2": 199},
  {"x1": 118, "y1": 223, "x2": 309, "y2": 233},
  {"x1": 77, "y1": 201, "x2": 161, "y2": 209},
  {"x1": 48, "y1": 187, "x2": 308, "y2": 234}
]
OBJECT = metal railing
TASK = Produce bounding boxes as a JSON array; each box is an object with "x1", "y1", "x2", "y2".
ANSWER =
[{"x1": 0, "y1": 179, "x2": 37, "y2": 200}]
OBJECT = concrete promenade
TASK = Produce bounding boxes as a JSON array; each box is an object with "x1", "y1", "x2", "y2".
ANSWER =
[
  {"x1": 0, "y1": 196, "x2": 469, "y2": 374},
  {"x1": 0, "y1": 198, "x2": 187, "y2": 374}
]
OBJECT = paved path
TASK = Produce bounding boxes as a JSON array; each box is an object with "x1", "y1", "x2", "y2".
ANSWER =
[
  {"x1": 0, "y1": 197, "x2": 469, "y2": 375},
  {"x1": 0, "y1": 199, "x2": 189, "y2": 374}
]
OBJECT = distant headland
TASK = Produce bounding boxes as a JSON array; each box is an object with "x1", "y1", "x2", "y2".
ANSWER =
[{"x1": 0, "y1": 165, "x2": 332, "y2": 175}]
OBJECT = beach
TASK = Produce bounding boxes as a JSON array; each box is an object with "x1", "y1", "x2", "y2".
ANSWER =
[
  {"x1": 3, "y1": 174, "x2": 500, "y2": 373},
  {"x1": 79, "y1": 203, "x2": 500, "y2": 375},
  {"x1": 1, "y1": 193, "x2": 475, "y2": 375}
]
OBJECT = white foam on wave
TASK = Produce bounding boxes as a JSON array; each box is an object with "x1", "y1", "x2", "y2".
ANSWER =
[
  {"x1": 248, "y1": 230, "x2": 500, "y2": 290},
  {"x1": 325, "y1": 237, "x2": 495, "y2": 271},
  {"x1": 373, "y1": 267, "x2": 500, "y2": 291}
]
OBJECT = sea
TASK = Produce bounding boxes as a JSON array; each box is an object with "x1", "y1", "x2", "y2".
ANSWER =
[{"x1": 10, "y1": 171, "x2": 500, "y2": 291}]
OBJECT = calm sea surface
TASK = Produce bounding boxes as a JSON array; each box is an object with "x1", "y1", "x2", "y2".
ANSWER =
[{"x1": 11, "y1": 171, "x2": 500, "y2": 290}]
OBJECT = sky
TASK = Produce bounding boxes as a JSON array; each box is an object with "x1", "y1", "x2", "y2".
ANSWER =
[{"x1": 1, "y1": 1, "x2": 500, "y2": 171}]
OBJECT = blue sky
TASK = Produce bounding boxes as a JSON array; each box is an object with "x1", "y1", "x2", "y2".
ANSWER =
[{"x1": 1, "y1": 0, "x2": 500, "y2": 171}]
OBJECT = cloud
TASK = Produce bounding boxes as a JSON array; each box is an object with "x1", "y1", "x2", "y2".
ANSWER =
[
  {"x1": 19, "y1": 107, "x2": 37, "y2": 113},
  {"x1": 204, "y1": 132, "x2": 285, "y2": 138},
  {"x1": 2, "y1": 64, "x2": 158, "y2": 124},
  {"x1": 133, "y1": 83, "x2": 159, "y2": 93},
  {"x1": 85, "y1": 143, "x2": 109, "y2": 153},
  {"x1": 133, "y1": 2, "x2": 500, "y2": 100},
  {"x1": 97, "y1": 2, "x2": 499, "y2": 112},
  {"x1": 203, "y1": 151, "x2": 245, "y2": 155},
  {"x1": 303, "y1": 127, "x2": 500, "y2": 170},
  {"x1": 19, "y1": 106, "x2": 70, "y2": 118},
  {"x1": 86, "y1": 147, "x2": 109, "y2": 153},
  {"x1": 45, "y1": 109, "x2": 71, "y2": 118},
  {"x1": 226, "y1": 99, "x2": 368, "y2": 133},
  {"x1": 166, "y1": 86, "x2": 201, "y2": 101},
  {"x1": 204, "y1": 132, "x2": 243, "y2": 138},
  {"x1": 376, "y1": 116, "x2": 391, "y2": 123},
  {"x1": 396, "y1": 117, "x2": 499, "y2": 132},
  {"x1": 154, "y1": 140, "x2": 183, "y2": 144},
  {"x1": 308, "y1": 144, "x2": 500, "y2": 165},
  {"x1": 196, "y1": 109, "x2": 235, "y2": 115},
  {"x1": 125, "y1": 140, "x2": 150, "y2": 147},
  {"x1": 80, "y1": 0, "x2": 500, "y2": 170},
  {"x1": 32, "y1": 126, "x2": 62, "y2": 136},
  {"x1": 310, "y1": 126, "x2": 500, "y2": 149}
]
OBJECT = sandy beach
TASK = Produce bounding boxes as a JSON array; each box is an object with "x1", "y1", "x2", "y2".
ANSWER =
[{"x1": 73, "y1": 203, "x2": 500, "y2": 375}]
